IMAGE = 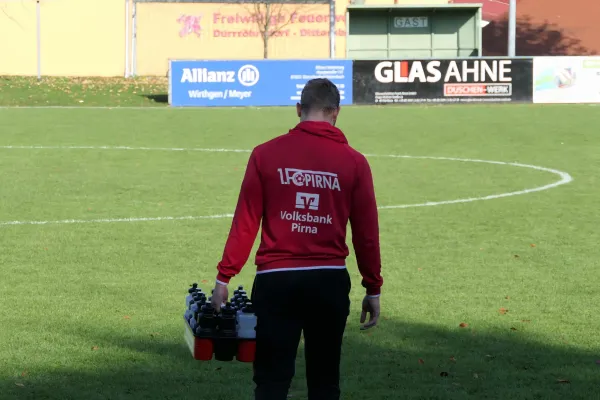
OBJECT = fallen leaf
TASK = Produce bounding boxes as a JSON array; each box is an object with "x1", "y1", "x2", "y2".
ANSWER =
[
  {"x1": 459, "y1": 322, "x2": 469, "y2": 328},
  {"x1": 530, "y1": 244, "x2": 536, "y2": 248},
  {"x1": 557, "y1": 379, "x2": 570, "y2": 384},
  {"x1": 417, "y1": 268, "x2": 423, "y2": 271},
  {"x1": 123, "y1": 315, "x2": 131, "y2": 320},
  {"x1": 499, "y1": 308, "x2": 509, "y2": 315},
  {"x1": 15, "y1": 383, "x2": 25, "y2": 388},
  {"x1": 150, "y1": 332, "x2": 160, "y2": 337},
  {"x1": 201, "y1": 279, "x2": 209, "y2": 284},
  {"x1": 505, "y1": 296, "x2": 510, "y2": 300},
  {"x1": 449, "y1": 356, "x2": 456, "y2": 362},
  {"x1": 485, "y1": 354, "x2": 494, "y2": 358},
  {"x1": 20, "y1": 370, "x2": 28, "y2": 377},
  {"x1": 510, "y1": 327, "x2": 518, "y2": 331},
  {"x1": 440, "y1": 371, "x2": 449, "y2": 377},
  {"x1": 514, "y1": 255, "x2": 520, "y2": 258},
  {"x1": 418, "y1": 358, "x2": 425, "y2": 365},
  {"x1": 521, "y1": 319, "x2": 531, "y2": 323},
  {"x1": 91, "y1": 346, "x2": 99, "y2": 351}
]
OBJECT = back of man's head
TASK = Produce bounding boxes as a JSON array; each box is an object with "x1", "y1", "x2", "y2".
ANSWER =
[{"x1": 297, "y1": 78, "x2": 341, "y2": 124}]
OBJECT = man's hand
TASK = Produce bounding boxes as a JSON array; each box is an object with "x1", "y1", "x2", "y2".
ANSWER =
[
  {"x1": 211, "y1": 282, "x2": 228, "y2": 313},
  {"x1": 360, "y1": 295, "x2": 380, "y2": 330}
]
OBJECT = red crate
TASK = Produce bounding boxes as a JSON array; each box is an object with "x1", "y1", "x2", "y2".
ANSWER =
[{"x1": 184, "y1": 318, "x2": 256, "y2": 362}]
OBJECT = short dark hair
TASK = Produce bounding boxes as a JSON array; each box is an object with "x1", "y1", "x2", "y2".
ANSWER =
[{"x1": 300, "y1": 78, "x2": 340, "y2": 114}]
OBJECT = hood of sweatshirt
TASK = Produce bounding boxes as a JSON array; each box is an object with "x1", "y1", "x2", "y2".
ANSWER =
[{"x1": 291, "y1": 121, "x2": 349, "y2": 145}]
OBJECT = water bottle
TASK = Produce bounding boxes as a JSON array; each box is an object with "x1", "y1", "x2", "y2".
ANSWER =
[
  {"x1": 237, "y1": 303, "x2": 256, "y2": 338},
  {"x1": 215, "y1": 303, "x2": 238, "y2": 362},
  {"x1": 237, "y1": 302, "x2": 257, "y2": 363},
  {"x1": 184, "y1": 296, "x2": 200, "y2": 322},
  {"x1": 189, "y1": 300, "x2": 202, "y2": 330},
  {"x1": 195, "y1": 303, "x2": 217, "y2": 361},
  {"x1": 186, "y1": 283, "x2": 199, "y2": 307}
]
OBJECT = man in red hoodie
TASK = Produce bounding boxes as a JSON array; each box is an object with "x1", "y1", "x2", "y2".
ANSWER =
[{"x1": 211, "y1": 78, "x2": 383, "y2": 400}]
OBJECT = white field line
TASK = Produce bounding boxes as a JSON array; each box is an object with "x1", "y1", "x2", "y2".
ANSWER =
[
  {"x1": 0, "y1": 146, "x2": 573, "y2": 227},
  {"x1": 365, "y1": 154, "x2": 573, "y2": 210},
  {"x1": 0, "y1": 145, "x2": 250, "y2": 153},
  {"x1": 0, "y1": 215, "x2": 234, "y2": 227}
]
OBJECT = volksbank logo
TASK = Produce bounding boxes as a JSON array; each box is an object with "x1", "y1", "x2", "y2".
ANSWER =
[
  {"x1": 278, "y1": 168, "x2": 341, "y2": 191},
  {"x1": 280, "y1": 211, "x2": 333, "y2": 225},
  {"x1": 296, "y1": 192, "x2": 319, "y2": 211},
  {"x1": 374, "y1": 60, "x2": 513, "y2": 84},
  {"x1": 180, "y1": 64, "x2": 259, "y2": 86}
]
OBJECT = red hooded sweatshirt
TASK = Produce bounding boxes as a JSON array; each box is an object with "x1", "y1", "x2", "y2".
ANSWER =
[{"x1": 216, "y1": 121, "x2": 383, "y2": 296}]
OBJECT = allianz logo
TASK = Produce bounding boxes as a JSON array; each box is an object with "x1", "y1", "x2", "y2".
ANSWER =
[{"x1": 180, "y1": 64, "x2": 260, "y2": 86}]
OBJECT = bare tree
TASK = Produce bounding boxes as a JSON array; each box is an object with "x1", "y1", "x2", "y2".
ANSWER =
[
  {"x1": 1, "y1": 2, "x2": 25, "y2": 29},
  {"x1": 245, "y1": 2, "x2": 297, "y2": 59}
]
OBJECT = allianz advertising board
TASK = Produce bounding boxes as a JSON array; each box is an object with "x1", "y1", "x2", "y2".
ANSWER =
[
  {"x1": 353, "y1": 59, "x2": 533, "y2": 104},
  {"x1": 169, "y1": 60, "x2": 353, "y2": 107}
]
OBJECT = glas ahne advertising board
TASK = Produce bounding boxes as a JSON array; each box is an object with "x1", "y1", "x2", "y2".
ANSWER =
[{"x1": 353, "y1": 59, "x2": 533, "y2": 104}]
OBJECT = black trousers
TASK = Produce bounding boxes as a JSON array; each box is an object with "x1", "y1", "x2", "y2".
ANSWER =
[{"x1": 251, "y1": 268, "x2": 351, "y2": 400}]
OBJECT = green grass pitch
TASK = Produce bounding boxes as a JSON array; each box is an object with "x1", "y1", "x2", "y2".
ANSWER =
[{"x1": 0, "y1": 104, "x2": 599, "y2": 399}]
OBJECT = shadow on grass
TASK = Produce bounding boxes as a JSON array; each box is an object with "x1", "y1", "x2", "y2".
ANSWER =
[
  {"x1": 1, "y1": 319, "x2": 597, "y2": 400},
  {"x1": 143, "y1": 94, "x2": 169, "y2": 104}
]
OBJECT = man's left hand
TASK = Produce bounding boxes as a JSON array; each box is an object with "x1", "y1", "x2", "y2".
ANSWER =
[{"x1": 211, "y1": 282, "x2": 228, "y2": 313}]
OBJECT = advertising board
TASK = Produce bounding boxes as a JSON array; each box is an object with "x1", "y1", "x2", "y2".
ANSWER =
[
  {"x1": 169, "y1": 60, "x2": 353, "y2": 107},
  {"x1": 353, "y1": 58, "x2": 533, "y2": 104},
  {"x1": 533, "y1": 57, "x2": 600, "y2": 104}
]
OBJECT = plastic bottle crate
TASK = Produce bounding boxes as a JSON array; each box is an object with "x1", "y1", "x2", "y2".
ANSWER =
[
  {"x1": 183, "y1": 317, "x2": 256, "y2": 362},
  {"x1": 183, "y1": 283, "x2": 257, "y2": 363}
]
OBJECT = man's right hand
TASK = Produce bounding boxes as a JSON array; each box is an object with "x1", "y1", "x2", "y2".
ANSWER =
[{"x1": 360, "y1": 295, "x2": 380, "y2": 330}]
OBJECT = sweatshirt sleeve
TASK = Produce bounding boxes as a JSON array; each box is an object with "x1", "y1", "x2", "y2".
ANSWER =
[
  {"x1": 349, "y1": 154, "x2": 383, "y2": 296},
  {"x1": 216, "y1": 149, "x2": 263, "y2": 284}
]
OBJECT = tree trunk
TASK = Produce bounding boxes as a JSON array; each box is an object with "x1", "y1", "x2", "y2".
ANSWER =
[{"x1": 263, "y1": 3, "x2": 271, "y2": 59}]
